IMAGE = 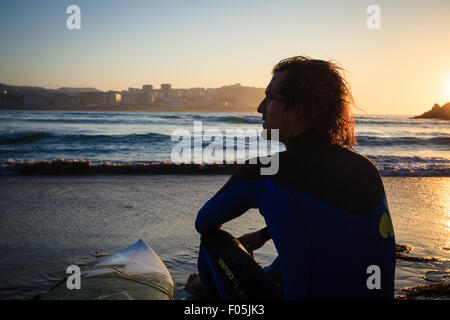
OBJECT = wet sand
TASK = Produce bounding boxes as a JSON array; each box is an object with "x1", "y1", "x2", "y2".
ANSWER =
[{"x1": 0, "y1": 175, "x2": 448, "y2": 299}]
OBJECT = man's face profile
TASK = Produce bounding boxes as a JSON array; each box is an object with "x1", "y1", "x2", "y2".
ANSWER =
[{"x1": 257, "y1": 71, "x2": 301, "y2": 145}]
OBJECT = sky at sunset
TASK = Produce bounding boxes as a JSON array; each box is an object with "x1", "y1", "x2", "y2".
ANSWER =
[{"x1": 1, "y1": 0, "x2": 450, "y2": 115}]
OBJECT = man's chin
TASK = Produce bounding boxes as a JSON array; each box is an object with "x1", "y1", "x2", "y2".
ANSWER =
[{"x1": 261, "y1": 127, "x2": 275, "y2": 141}]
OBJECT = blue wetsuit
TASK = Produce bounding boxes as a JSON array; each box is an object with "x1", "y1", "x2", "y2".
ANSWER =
[{"x1": 195, "y1": 133, "x2": 396, "y2": 299}]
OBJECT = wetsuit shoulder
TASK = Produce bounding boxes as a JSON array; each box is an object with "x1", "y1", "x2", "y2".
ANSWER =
[
  {"x1": 214, "y1": 159, "x2": 263, "y2": 196},
  {"x1": 274, "y1": 139, "x2": 384, "y2": 214},
  {"x1": 195, "y1": 159, "x2": 268, "y2": 233}
]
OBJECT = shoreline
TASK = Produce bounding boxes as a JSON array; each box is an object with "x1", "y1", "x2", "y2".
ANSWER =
[
  {"x1": 2, "y1": 159, "x2": 449, "y2": 177},
  {"x1": 1, "y1": 160, "x2": 239, "y2": 175}
]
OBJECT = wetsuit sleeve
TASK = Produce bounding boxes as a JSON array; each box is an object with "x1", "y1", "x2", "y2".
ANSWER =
[
  {"x1": 195, "y1": 164, "x2": 265, "y2": 234},
  {"x1": 263, "y1": 256, "x2": 282, "y2": 284}
]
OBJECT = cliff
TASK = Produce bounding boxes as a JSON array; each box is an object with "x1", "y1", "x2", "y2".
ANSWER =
[{"x1": 413, "y1": 103, "x2": 450, "y2": 120}]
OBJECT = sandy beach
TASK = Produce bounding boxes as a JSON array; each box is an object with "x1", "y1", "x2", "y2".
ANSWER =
[{"x1": 0, "y1": 175, "x2": 448, "y2": 299}]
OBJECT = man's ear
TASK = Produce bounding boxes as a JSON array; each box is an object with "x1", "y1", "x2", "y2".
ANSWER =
[{"x1": 287, "y1": 108, "x2": 305, "y2": 137}]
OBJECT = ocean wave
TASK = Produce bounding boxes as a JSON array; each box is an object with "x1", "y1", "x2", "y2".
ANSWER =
[
  {"x1": 0, "y1": 159, "x2": 239, "y2": 175},
  {"x1": 367, "y1": 154, "x2": 449, "y2": 163},
  {"x1": 356, "y1": 135, "x2": 450, "y2": 147},
  {"x1": 0, "y1": 131, "x2": 53, "y2": 144},
  {"x1": 0, "y1": 114, "x2": 263, "y2": 127},
  {"x1": 4, "y1": 130, "x2": 447, "y2": 148},
  {"x1": 14, "y1": 118, "x2": 159, "y2": 125},
  {"x1": 367, "y1": 155, "x2": 449, "y2": 177},
  {"x1": 378, "y1": 167, "x2": 449, "y2": 177},
  {"x1": 60, "y1": 132, "x2": 171, "y2": 144},
  {"x1": 355, "y1": 117, "x2": 449, "y2": 127},
  {"x1": 190, "y1": 115, "x2": 262, "y2": 124},
  {"x1": 0, "y1": 129, "x2": 272, "y2": 147},
  {"x1": 1, "y1": 156, "x2": 448, "y2": 177},
  {"x1": 0, "y1": 131, "x2": 172, "y2": 145}
]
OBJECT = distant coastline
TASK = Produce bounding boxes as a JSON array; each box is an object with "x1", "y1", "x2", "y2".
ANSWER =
[
  {"x1": 0, "y1": 83, "x2": 264, "y2": 113},
  {"x1": 0, "y1": 104, "x2": 258, "y2": 113}
]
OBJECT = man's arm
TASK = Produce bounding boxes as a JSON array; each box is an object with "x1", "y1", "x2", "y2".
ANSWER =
[
  {"x1": 195, "y1": 165, "x2": 266, "y2": 234},
  {"x1": 237, "y1": 227, "x2": 272, "y2": 255}
]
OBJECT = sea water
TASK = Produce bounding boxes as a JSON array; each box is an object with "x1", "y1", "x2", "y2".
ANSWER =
[{"x1": 0, "y1": 111, "x2": 448, "y2": 176}]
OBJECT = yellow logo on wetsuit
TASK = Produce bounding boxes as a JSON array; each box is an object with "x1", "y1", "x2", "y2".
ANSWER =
[{"x1": 379, "y1": 212, "x2": 394, "y2": 238}]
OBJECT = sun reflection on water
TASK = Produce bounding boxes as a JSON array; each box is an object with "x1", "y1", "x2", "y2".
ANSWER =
[{"x1": 437, "y1": 178, "x2": 450, "y2": 247}]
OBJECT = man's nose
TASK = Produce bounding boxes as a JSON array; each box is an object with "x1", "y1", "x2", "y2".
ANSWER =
[{"x1": 257, "y1": 98, "x2": 267, "y2": 114}]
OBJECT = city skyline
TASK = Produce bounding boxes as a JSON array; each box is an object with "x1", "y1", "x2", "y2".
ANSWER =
[
  {"x1": 0, "y1": 81, "x2": 260, "y2": 92},
  {"x1": 1, "y1": 0, "x2": 450, "y2": 115},
  {"x1": 0, "y1": 81, "x2": 265, "y2": 112}
]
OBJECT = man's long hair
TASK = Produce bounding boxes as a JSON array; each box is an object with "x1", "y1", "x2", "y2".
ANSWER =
[{"x1": 273, "y1": 56, "x2": 357, "y2": 149}]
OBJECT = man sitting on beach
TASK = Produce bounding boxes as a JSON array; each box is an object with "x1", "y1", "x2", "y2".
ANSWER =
[{"x1": 186, "y1": 56, "x2": 396, "y2": 299}]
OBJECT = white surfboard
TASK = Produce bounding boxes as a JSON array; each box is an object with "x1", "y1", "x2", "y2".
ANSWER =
[{"x1": 43, "y1": 240, "x2": 174, "y2": 300}]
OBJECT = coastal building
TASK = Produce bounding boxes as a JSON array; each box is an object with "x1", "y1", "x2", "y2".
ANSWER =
[
  {"x1": 160, "y1": 97, "x2": 185, "y2": 106},
  {"x1": 51, "y1": 93, "x2": 79, "y2": 106},
  {"x1": 77, "y1": 91, "x2": 120, "y2": 106},
  {"x1": 22, "y1": 93, "x2": 49, "y2": 106},
  {"x1": 142, "y1": 85, "x2": 153, "y2": 92},
  {"x1": 105, "y1": 91, "x2": 121, "y2": 105},
  {"x1": 121, "y1": 86, "x2": 154, "y2": 106},
  {"x1": 189, "y1": 87, "x2": 206, "y2": 97},
  {"x1": 168, "y1": 88, "x2": 190, "y2": 98},
  {"x1": 160, "y1": 84, "x2": 171, "y2": 97},
  {"x1": 128, "y1": 87, "x2": 141, "y2": 95}
]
